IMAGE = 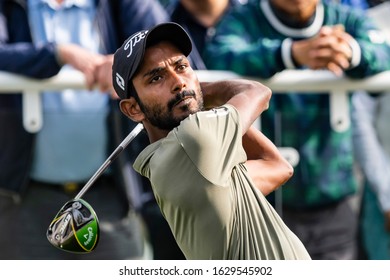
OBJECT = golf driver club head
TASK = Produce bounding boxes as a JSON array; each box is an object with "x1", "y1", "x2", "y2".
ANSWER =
[
  {"x1": 46, "y1": 124, "x2": 144, "y2": 253},
  {"x1": 46, "y1": 198, "x2": 99, "y2": 253}
]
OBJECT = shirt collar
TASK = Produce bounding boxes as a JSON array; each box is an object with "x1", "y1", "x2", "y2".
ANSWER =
[{"x1": 260, "y1": 0, "x2": 324, "y2": 38}]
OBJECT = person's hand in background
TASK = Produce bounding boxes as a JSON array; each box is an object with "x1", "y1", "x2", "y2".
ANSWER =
[{"x1": 291, "y1": 25, "x2": 353, "y2": 76}]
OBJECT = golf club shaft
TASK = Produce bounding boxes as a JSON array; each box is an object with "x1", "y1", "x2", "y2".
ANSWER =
[{"x1": 74, "y1": 123, "x2": 144, "y2": 200}]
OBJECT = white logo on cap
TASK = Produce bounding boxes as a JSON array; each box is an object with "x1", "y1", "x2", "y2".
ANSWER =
[
  {"x1": 116, "y1": 73, "x2": 125, "y2": 91},
  {"x1": 124, "y1": 30, "x2": 149, "y2": 58}
]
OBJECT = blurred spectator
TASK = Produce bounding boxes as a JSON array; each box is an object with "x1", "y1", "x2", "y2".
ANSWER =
[
  {"x1": 203, "y1": 0, "x2": 390, "y2": 259},
  {"x1": 0, "y1": 0, "x2": 174, "y2": 259},
  {"x1": 352, "y1": 91, "x2": 390, "y2": 259},
  {"x1": 163, "y1": 0, "x2": 245, "y2": 70},
  {"x1": 351, "y1": 0, "x2": 390, "y2": 260}
]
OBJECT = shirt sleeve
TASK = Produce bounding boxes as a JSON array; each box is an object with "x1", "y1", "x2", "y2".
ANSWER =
[{"x1": 175, "y1": 105, "x2": 247, "y2": 187}]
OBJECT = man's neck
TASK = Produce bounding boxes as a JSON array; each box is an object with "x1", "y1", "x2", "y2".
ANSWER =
[
  {"x1": 180, "y1": 0, "x2": 230, "y2": 27},
  {"x1": 269, "y1": 1, "x2": 316, "y2": 28}
]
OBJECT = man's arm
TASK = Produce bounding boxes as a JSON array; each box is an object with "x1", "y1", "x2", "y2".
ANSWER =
[
  {"x1": 243, "y1": 126, "x2": 293, "y2": 195},
  {"x1": 201, "y1": 79, "x2": 292, "y2": 194},
  {"x1": 0, "y1": 42, "x2": 61, "y2": 78},
  {"x1": 201, "y1": 79, "x2": 271, "y2": 134}
]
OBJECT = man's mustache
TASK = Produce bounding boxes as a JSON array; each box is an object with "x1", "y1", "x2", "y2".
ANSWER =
[{"x1": 168, "y1": 90, "x2": 196, "y2": 111}]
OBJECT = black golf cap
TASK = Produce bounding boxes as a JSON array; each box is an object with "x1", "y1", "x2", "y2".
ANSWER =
[{"x1": 112, "y1": 22, "x2": 193, "y2": 99}]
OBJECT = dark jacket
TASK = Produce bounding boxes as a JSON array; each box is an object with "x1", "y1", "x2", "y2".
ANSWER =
[{"x1": 0, "y1": 0, "x2": 168, "y2": 202}]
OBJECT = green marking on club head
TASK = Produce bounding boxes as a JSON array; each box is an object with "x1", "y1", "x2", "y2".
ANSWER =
[{"x1": 74, "y1": 218, "x2": 99, "y2": 252}]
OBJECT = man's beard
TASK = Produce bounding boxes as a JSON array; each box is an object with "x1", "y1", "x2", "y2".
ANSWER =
[{"x1": 138, "y1": 89, "x2": 204, "y2": 131}]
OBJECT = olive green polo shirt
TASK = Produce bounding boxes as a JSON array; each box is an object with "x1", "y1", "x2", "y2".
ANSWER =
[{"x1": 134, "y1": 105, "x2": 311, "y2": 260}]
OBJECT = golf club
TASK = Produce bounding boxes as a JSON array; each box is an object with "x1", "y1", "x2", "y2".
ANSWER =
[{"x1": 46, "y1": 123, "x2": 144, "y2": 253}]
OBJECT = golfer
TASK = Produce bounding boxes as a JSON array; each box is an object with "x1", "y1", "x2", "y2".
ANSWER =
[{"x1": 112, "y1": 22, "x2": 311, "y2": 260}]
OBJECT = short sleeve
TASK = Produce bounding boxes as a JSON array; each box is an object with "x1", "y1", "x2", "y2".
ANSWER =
[{"x1": 174, "y1": 105, "x2": 247, "y2": 187}]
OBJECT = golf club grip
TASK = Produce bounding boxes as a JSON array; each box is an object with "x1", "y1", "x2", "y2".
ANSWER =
[{"x1": 74, "y1": 123, "x2": 144, "y2": 199}]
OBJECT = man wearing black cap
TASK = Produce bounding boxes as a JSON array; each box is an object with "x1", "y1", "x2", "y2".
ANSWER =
[{"x1": 112, "y1": 22, "x2": 311, "y2": 260}]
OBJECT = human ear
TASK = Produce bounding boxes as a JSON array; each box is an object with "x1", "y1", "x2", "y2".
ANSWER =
[{"x1": 119, "y1": 97, "x2": 144, "y2": 122}]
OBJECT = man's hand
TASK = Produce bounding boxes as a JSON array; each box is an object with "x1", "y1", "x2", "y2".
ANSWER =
[
  {"x1": 56, "y1": 45, "x2": 120, "y2": 98},
  {"x1": 94, "y1": 54, "x2": 120, "y2": 99},
  {"x1": 291, "y1": 25, "x2": 353, "y2": 76},
  {"x1": 56, "y1": 44, "x2": 105, "y2": 90}
]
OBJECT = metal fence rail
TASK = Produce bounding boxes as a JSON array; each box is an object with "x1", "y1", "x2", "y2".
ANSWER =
[{"x1": 2, "y1": 69, "x2": 390, "y2": 133}]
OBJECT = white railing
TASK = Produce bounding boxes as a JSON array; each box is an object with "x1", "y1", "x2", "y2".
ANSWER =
[
  {"x1": 1, "y1": 69, "x2": 390, "y2": 167},
  {"x1": 198, "y1": 69, "x2": 390, "y2": 133},
  {"x1": 2, "y1": 69, "x2": 390, "y2": 132}
]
